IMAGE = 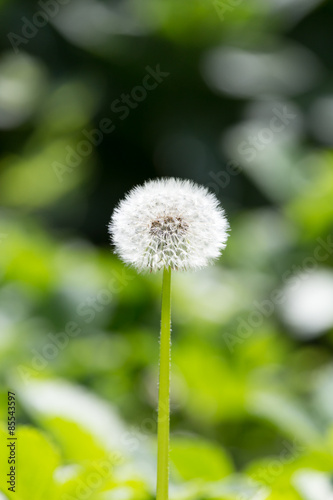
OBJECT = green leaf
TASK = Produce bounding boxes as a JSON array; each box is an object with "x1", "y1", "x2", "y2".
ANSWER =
[
  {"x1": 248, "y1": 390, "x2": 326, "y2": 451},
  {"x1": 0, "y1": 426, "x2": 60, "y2": 500},
  {"x1": 42, "y1": 417, "x2": 109, "y2": 463},
  {"x1": 170, "y1": 436, "x2": 233, "y2": 482}
]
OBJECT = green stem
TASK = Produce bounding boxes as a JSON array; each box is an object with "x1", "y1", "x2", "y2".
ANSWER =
[{"x1": 156, "y1": 267, "x2": 172, "y2": 500}]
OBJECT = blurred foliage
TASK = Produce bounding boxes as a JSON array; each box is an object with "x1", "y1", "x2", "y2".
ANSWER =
[{"x1": 1, "y1": 0, "x2": 333, "y2": 499}]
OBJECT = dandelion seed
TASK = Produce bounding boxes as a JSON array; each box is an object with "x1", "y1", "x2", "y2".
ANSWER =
[{"x1": 109, "y1": 177, "x2": 229, "y2": 272}]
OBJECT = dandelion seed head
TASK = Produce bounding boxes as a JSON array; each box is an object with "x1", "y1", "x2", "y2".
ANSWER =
[{"x1": 109, "y1": 178, "x2": 229, "y2": 272}]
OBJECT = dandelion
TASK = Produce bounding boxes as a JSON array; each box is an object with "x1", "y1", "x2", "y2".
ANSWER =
[
  {"x1": 109, "y1": 178, "x2": 229, "y2": 272},
  {"x1": 108, "y1": 178, "x2": 229, "y2": 500}
]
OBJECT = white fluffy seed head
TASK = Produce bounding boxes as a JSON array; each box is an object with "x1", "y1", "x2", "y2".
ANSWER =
[{"x1": 109, "y1": 178, "x2": 229, "y2": 272}]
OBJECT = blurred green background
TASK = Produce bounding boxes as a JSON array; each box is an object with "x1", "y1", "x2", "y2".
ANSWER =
[{"x1": 1, "y1": 0, "x2": 333, "y2": 499}]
